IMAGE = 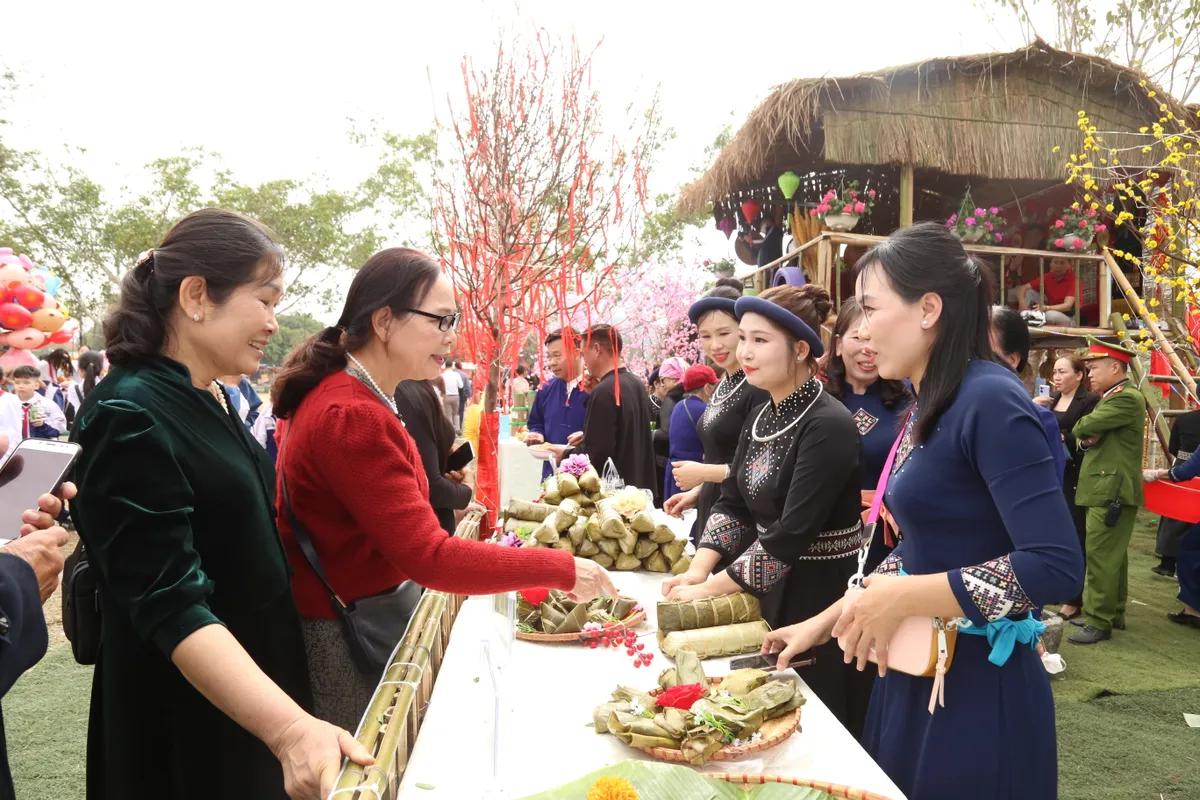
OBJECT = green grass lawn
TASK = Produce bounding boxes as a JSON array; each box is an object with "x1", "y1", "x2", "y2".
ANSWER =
[
  {"x1": 1053, "y1": 513, "x2": 1200, "y2": 800},
  {"x1": 5, "y1": 645, "x2": 91, "y2": 799},
  {"x1": 2, "y1": 514, "x2": 1198, "y2": 799}
]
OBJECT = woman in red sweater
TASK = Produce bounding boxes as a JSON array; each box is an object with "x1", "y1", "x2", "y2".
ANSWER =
[{"x1": 272, "y1": 248, "x2": 616, "y2": 729}]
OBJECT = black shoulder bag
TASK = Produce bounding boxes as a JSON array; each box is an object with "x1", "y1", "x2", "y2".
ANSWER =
[
  {"x1": 62, "y1": 539, "x2": 102, "y2": 665},
  {"x1": 281, "y1": 470, "x2": 422, "y2": 676}
]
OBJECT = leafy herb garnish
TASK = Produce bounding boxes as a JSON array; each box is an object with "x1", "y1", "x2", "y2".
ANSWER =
[{"x1": 695, "y1": 709, "x2": 736, "y2": 743}]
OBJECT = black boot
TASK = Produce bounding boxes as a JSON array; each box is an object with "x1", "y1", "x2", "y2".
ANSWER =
[{"x1": 1151, "y1": 556, "x2": 1177, "y2": 577}]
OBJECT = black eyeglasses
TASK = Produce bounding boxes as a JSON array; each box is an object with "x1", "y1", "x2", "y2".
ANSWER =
[{"x1": 407, "y1": 309, "x2": 460, "y2": 332}]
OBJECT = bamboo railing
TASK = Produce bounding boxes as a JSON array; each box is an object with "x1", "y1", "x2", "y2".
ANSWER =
[
  {"x1": 329, "y1": 511, "x2": 482, "y2": 799},
  {"x1": 739, "y1": 231, "x2": 1111, "y2": 330}
]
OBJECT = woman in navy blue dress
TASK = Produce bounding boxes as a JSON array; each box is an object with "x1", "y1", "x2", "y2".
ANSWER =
[
  {"x1": 663, "y1": 365, "x2": 720, "y2": 501},
  {"x1": 825, "y1": 298, "x2": 910, "y2": 573},
  {"x1": 762, "y1": 223, "x2": 1083, "y2": 799}
]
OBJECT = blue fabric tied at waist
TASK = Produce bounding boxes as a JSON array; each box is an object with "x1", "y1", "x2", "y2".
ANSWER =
[
  {"x1": 957, "y1": 613, "x2": 1046, "y2": 667},
  {"x1": 895, "y1": 568, "x2": 1045, "y2": 667}
]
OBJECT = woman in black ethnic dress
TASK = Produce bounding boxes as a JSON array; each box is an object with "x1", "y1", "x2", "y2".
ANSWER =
[
  {"x1": 662, "y1": 284, "x2": 872, "y2": 736},
  {"x1": 665, "y1": 286, "x2": 769, "y2": 542}
]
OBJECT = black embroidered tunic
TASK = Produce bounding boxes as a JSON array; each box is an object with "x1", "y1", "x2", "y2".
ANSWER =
[
  {"x1": 699, "y1": 377, "x2": 872, "y2": 735},
  {"x1": 693, "y1": 369, "x2": 769, "y2": 541}
]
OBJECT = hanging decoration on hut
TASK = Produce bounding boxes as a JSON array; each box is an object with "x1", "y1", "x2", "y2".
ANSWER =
[
  {"x1": 717, "y1": 217, "x2": 736, "y2": 239},
  {"x1": 810, "y1": 181, "x2": 874, "y2": 232},
  {"x1": 777, "y1": 171, "x2": 800, "y2": 200},
  {"x1": 740, "y1": 199, "x2": 761, "y2": 226}
]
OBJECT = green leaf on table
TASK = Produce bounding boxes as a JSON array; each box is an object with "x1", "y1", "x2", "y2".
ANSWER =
[
  {"x1": 415, "y1": 782, "x2": 436, "y2": 790},
  {"x1": 515, "y1": 759, "x2": 841, "y2": 799}
]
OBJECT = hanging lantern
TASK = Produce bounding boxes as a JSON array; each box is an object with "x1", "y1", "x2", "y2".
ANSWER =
[
  {"x1": 778, "y1": 171, "x2": 801, "y2": 200},
  {"x1": 741, "y1": 199, "x2": 761, "y2": 224},
  {"x1": 717, "y1": 217, "x2": 736, "y2": 239}
]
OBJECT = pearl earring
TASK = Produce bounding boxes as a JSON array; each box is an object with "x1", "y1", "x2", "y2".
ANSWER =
[
  {"x1": 193, "y1": 313, "x2": 201, "y2": 322},
  {"x1": 921, "y1": 320, "x2": 929, "y2": 328}
]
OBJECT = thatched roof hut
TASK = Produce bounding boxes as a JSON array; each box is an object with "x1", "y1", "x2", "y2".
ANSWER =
[{"x1": 679, "y1": 40, "x2": 1185, "y2": 229}]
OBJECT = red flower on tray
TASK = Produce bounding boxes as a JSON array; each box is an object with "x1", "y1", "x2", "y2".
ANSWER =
[
  {"x1": 656, "y1": 683, "x2": 706, "y2": 710},
  {"x1": 519, "y1": 587, "x2": 551, "y2": 606}
]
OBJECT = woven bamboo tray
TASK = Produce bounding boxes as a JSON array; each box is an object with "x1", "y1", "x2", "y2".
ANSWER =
[
  {"x1": 515, "y1": 605, "x2": 646, "y2": 643},
  {"x1": 712, "y1": 772, "x2": 896, "y2": 800},
  {"x1": 635, "y1": 678, "x2": 801, "y2": 763}
]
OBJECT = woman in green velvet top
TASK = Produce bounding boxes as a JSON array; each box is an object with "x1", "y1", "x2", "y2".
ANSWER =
[{"x1": 69, "y1": 209, "x2": 372, "y2": 800}]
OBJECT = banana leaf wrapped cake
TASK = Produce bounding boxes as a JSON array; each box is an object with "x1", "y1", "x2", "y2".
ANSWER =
[
  {"x1": 657, "y1": 621, "x2": 770, "y2": 659},
  {"x1": 657, "y1": 593, "x2": 762, "y2": 634},
  {"x1": 499, "y1": 454, "x2": 694, "y2": 573},
  {"x1": 591, "y1": 650, "x2": 804, "y2": 765},
  {"x1": 515, "y1": 589, "x2": 643, "y2": 639}
]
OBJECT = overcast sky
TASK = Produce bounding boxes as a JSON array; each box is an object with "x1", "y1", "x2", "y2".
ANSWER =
[{"x1": 3, "y1": 0, "x2": 1044, "y2": 318}]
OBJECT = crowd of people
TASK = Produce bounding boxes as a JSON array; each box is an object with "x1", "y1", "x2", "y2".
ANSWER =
[{"x1": 0, "y1": 209, "x2": 1193, "y2": 800}]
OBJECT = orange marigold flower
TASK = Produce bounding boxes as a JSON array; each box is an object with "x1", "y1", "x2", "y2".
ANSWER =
[{"x1": 586, "y1": 777, "x2": 640, "y2": 800}]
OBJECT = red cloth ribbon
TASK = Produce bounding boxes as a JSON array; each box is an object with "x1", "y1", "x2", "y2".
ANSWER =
[
  {"x1": 519, "y1": 587, "x2": 551, "y2": 607},
  {"x1": 657, "y1": 683, "x2": 707, "y2": 710}
]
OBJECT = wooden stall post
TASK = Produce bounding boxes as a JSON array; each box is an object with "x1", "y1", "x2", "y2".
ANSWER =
[{"x1": 899, "y1": 165, "x2": 914, "y2": 228}]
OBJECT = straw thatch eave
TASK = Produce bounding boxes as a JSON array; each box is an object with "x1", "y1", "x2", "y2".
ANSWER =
[{"x1": 678, "y1": 40, "x2": 1187, "y2": 214}]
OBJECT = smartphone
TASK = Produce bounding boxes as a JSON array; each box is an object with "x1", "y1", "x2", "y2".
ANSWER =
[
  {"x1": 446, "y1": 441, "x2": 475, "y2": 473},
  {"x1": 730, "y1": 651, "x2": 816, "y2": 672},
  {"x1": 0, "y1": 439, "x2": 81, "y2": 545},
  {"x1": 1037, "y1": 384, "x2": 1051, "y2": 398}
]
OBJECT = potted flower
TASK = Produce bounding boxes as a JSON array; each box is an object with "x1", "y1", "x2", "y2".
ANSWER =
[
  {"x1": 809, "y1": 181, "x2": 875, "y2": 231},
  {"x1": 946, "y1": 193, "x2": 1006, "y2": 245},
  {"x1": 705, "y1": 257, "x2": 737, "y2": 279},
  {"x1": 1051, "y1": 202, "x2": 1107, "y2": 251}
]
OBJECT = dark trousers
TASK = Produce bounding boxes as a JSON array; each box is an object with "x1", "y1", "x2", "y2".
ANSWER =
[
  {"x1": 1065, "y1": 493, "x2": 1088, "y2": 607},
  {"x1": 1178, "y1": 522, "x2": 1200, "y2": 611},
  {"x1": 1156, "y1": 516, "x2": 1190, "y2": 559}
]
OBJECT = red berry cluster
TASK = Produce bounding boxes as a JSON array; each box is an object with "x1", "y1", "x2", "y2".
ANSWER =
[{"x1": 582, "y1": 626, "x2": 654, "y2": 668}]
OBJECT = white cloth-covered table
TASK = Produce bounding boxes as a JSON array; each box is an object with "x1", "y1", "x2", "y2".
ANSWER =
[{"x1": 397, "y1": 572, "x2": 905, "y2": 799}]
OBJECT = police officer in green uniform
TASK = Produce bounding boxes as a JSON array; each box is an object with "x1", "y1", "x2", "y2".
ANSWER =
[{"x1": 1069, "y1": 337, "x2": 1146, "y2": 644}]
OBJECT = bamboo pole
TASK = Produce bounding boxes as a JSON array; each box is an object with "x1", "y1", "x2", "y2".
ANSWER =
[
  {"x1": 1110, "y1": 312, "x2": 1171, "y2": 453},
  {"x1": 1104, "y1": 251, "x2": 1198, "y2": 403},
  {"x1": 1029, "y1": 326, "x2": 1115, "y2": 338},
  {"x1": 816, "y1": 238, "x2": 833, "y2": 297},
  {"x1": 1166, "y1": 315, "x2": 1200, "y2": 372}
]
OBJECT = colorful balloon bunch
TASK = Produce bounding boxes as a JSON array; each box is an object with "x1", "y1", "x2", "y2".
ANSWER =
[{"x1": 0, "y1": 248, "x2": 76, "y2": 350}]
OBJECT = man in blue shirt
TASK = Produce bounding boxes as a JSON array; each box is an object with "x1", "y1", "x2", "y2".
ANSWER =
[{"x1": 523, "y1": 329, "x2": 588, "y2": 479}]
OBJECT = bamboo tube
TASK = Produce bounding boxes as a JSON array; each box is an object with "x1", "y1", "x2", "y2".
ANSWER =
[
  {"x1": 1110, "y1": 312, "x2": 1171, "y2": 454},
  {"x1": 1029, "y1": 325, "x2": 1113, "y2": 338},
  {"x1": 347, "y1": 597, "x2": 446, "y2": 795},
  {"x1": 1105, "y1": 251, "x2": 1198, "y2": 403}
]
